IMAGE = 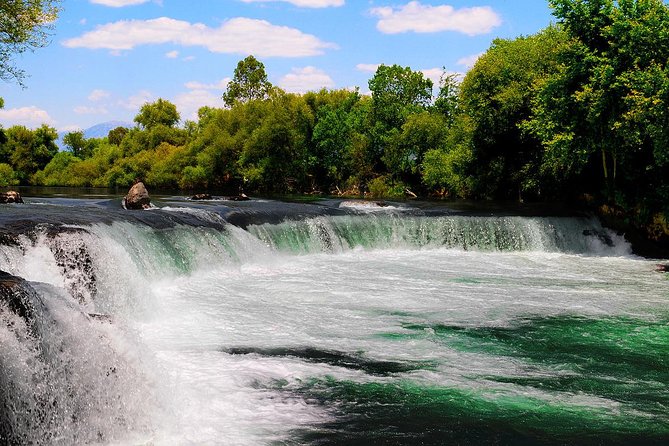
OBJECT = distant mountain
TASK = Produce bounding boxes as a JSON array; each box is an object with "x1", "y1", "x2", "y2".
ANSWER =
[
  {"x1": 57, "y1": 120, "x2": 132, "y2": 149},
  {"x1": 83, "y1": 120, "x2": 132, "y2": 139}
]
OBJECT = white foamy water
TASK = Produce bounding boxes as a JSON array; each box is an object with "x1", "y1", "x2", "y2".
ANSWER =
[{"x1": 1, "y1": 210, "x2": 668, "y2": 445}]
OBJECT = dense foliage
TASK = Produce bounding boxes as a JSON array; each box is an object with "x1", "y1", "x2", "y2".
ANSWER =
[
  {"x1": 0, "y1": 0, "x2": 60, "y2": 84},
  {"x1": 2, "y1": 0, "x2": 669, "y2": 237}
]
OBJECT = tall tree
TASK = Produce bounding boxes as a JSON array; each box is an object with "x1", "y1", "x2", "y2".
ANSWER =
[
  {"x1": 0, "y1": 0, "x2": 60, "y2": 84},
  {"x1": 223, "y1": 55, "x2": 273, "y2": 107},
  {"x1": 368, "y1": 64, "x2": 433, "y2": 129},
  {"x1": 460, "y1": 26, "x2": 569, "y2": 199},
  {"x1": 526, "y1": 0, "x2": 669, "y2": 203},
  {"x1": 134, "y1": 98, "x2": 180, "y2": 129}
]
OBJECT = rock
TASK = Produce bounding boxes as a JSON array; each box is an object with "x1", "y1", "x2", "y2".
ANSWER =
[
  {"x1": 0, "y1": 191, "x2": 23, "y2": 204},
  {"x1": 0, "y1": 271, "x2": 45, "y2": 336},
  {"x1": 656, "y1": 264, "x2": 669, "y2": 272},
  {"x1": 582, "y1": 229, "x2": 614, "y2": 247},
  {"x1": 190, "y1": 193, "x2": 212, "y2": 201},
  {"x1": 228, "y1": 193, "x2": 249, "y2": 201},
  {"x1": 404, "y1": 188, "x2": 418, "y2": 199},
  {"x1": 124, "y1": 181, "x2": 151, "y2": 210}
]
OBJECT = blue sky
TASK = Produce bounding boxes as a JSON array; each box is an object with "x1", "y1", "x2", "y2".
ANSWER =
[{"x1": 0, "y1": 0, "x2": 555, "y2": 132}]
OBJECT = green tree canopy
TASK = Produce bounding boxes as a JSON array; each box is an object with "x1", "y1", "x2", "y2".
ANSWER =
[
  {"x1": 460, "y1": 25, "x2": 569, "y2": 199},
  {"x1": 0, "y1": 0, "x2": 60, "y2": 84},
  {"x1": 108, "y1": 126, "x2": 128, "y2": 146},
  {"x1": 223, "y1": 55, "x2": 273, "y2": 107},
  {"x1": 526, "y1": 0, "x2": 669, "y2": 203},
  {"x1": 368, "y1": 64, "x2": 434, "y2": 129},
  {"x1": 134, "y1": 98, "x2": 180, "y2": 129}
]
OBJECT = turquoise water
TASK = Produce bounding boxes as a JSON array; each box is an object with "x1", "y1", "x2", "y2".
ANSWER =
[{"x1": 0, "y1": 204, "x2": 667, "y2": 445}]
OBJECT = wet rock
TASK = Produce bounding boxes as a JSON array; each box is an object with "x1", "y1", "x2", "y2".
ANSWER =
[
  {"x1": 227, "y1": 193, "x2": 249, "y2": 201},
  {"x1": 45, "y1": 228, "x2": 97, "y2": 304},
  {"x1": 123, "y1": 181, "x2": 151, "y2": 210},
  {"x1": 582, "y1": 229, "x2": 614, "y2": 247},
  {"x1": 0, "y1": 191, "x2": 23, "y2": 204},
  {"x1": 0, "y1": 271, "x2": 45, "y2": 336},
  {"x1": 656, "y1": 264, "x2": 669, "y2": 272},
  {"x1": 190, "y1": 193, "x2": 212, "y2": 201}
]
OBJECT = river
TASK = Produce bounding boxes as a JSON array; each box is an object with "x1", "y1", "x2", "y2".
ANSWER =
[{"x1": 0, "y1": 195, "x2": 667, "y2": 445}]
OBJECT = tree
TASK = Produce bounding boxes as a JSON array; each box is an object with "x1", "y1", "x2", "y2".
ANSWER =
[
  {"x1": 433, "y1": 71, "x2": 460, "y2": 126},
  {"x1": 368, "y1": 64, "x2": 433, "y2": 129},
  {"x1": 460, "y1": 26, "x2": 569, "y2": 199},
  {"x1": 63, "y1": 130, "x2": 95, "y2": 159},
  {"x1": 0, "y1": 0, "x2": 60, "y2": 84},
  {"x1": 4, "y1": 124, "x2": 57, "y2": 182},
  {"x1": 525, "y1": 0, "x2": 669, "y2": 204},
  {"x1": 383, "y1": 112, "x2": 448, "y2": 183},
  {"x1": 223, "y1": 55, "x2": 273, "y2": 107},
  {"x1": 108, "y1": 126, "x2": 128, "y2": 146},
  {"x1": 134, "y1": 98, "x2": 180, "y2": 129}
]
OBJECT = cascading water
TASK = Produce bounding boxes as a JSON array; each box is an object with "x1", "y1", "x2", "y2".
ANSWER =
[{"x1": 0, "y1": 196, "x2": 667, "y2": 445}]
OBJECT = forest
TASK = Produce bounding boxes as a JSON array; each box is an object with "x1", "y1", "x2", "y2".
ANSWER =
[{"x1": 2, "y1": 0, "x2": 669, "y2": 241}]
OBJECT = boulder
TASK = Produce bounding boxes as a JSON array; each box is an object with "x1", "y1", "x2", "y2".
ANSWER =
[
  {"x1": 190, "y1": 193, "x2": 212, "y2": 201},
  {"x1": 228, "y1": 193, "x2": 249, "y2": 201},
  {"x1": 124, "y1": 181, "x2": 151, "y2": 210},
  {"x1": 0, "y1": 191, "x2": 23, "y2": 204}
]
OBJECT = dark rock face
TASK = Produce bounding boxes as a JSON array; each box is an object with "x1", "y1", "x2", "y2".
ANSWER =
[
  {"x1": 0, "y1": 191, "x2": 23, "y2": 204},
  {"x1": 124, "y1": 182, "x2": 150, "y2": 210},
  {"x1": 0, "y1": 271, "x2": 44, "y2": 336}
]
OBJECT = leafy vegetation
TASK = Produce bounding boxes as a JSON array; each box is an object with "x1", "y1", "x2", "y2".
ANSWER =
[
  {"x1": 2, "y1": 0, "x2": 669, "y2": 241},
  {"x1": 0, "y1": 0, "x2": 60, "y2": 84}
]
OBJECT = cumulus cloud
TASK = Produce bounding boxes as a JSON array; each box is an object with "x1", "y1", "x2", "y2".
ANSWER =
[
  {"x1": 184, "y1": 79, "x2": 230, "y2": 91},
  {"x1": 420, "y1": 67, "x2": 445, "y2": 86},
  {"x1": 370, "y1": 1, "x2": 501, "y2": 36},
  {"x1": 120, "y1": 90, "x2": 154, "y2": 110},
  {"x1": 165, "y1": 50, "x2": 179, "y2": 58},
  {"x1": 457, "y1": 52, "x2": 483, "y2": 69},
  {"x1": 356, "y1": 63, "x2": 381, "y2": 73},
  {"x1": 63, "y1": 17, "x2": 337, "y2": 57},
  {"x1": 279, "y1": 66, "x2": 335, "y2": 93},
  {"x1": 88, "y1": 89, "x2": 111, "y2": 101},
  {"x1": 90, "y1": 0, "x2": 150, "y2": 6},
  {"x1": 0, "y1": 106, "x2": 54, "y2": 127},
  {"x1": 240, "y1": 0, "x2": 344, "y2": 7},
  {"x1": 174, "y1": 89, "x2": 224, "y2": 120}
]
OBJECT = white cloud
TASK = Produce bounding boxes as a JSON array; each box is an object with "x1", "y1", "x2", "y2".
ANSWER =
[
  {"x1": 279, "y1": 66, "x2": 335, "y2": 93},
  {"x1": 356, "y1": 63, "x2": 381, "y2": 73},
  {"x1": 241, "y1": 0, "x2": 344, "y2": 8},
  {"x1": 421, "y1": 67, "x2": 445, "y2": 86},
  {"x1": 0, "y1": 106, "x2": 54, "y2": 128},
  {"x1": 63, "y1": 16, "x2": 337, "y2": 57},
  {"x1": 457, "y1": 52, "x2": 483, "y2": 69},
  {"x1": 74, "y1": 105, "x2": 109, "y2": 115},
  {"x1": 120, "y1": 90, "x2": 154, "y2": 110},
  {"x1": 370, "y1": 1, "x2": 502, "y2": 36},
  {"x1": 174, "y1": 89, "x2": 224, "y2": 121},
  {"x1": 88, "y1": 89, "x2": 111, "y2": 101},
  {"x1": 90, "y1": 0, "x2": 150, "y2": 7},
  {"x1": 184, "y1": 79, "x2": 230, "y2": 91},
  {"x1": 165, "y1": 50, "x2": 179, "y2": 58}
]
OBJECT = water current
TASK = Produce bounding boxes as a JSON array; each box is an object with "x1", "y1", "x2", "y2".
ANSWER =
[{"x1": 0, "y1": 195, "x2": 667, "y2": 445}]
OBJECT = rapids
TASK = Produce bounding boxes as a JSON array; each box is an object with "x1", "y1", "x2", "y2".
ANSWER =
[{"x1": 0, "y1": 195, "x2": 667, "y2": 445}]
